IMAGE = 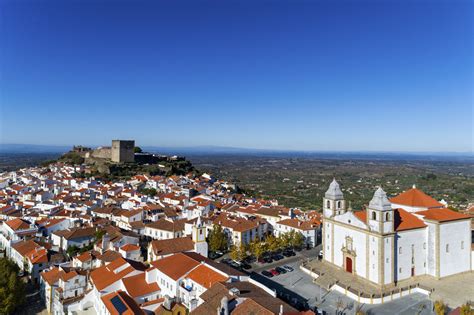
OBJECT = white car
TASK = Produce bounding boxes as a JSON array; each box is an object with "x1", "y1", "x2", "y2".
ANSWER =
[{"x1": 318, "y1": 250, "x2": 323, "y2": 259}]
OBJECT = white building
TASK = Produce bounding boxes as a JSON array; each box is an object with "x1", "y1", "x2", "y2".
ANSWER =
[{"x1": 322, "y1": 179, "x2": 472, "y2": 286}]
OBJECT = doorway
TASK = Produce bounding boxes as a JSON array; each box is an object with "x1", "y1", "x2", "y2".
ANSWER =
[{"x1": 346, "y1": 257, "x2": 353, "y2": 273}]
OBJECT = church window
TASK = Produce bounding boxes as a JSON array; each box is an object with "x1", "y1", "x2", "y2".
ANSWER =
[
  {"x1": 399, "y1": 247, "x2": 402, "y2": 254},
  {"x1": 423, "y1": 243, "x2": 426, "y2": 249},
  {"x1": 385, "y1": 213, "x2": 390, "y2": 221},
  {"x1": 446, "y1": 244, "x2": 449, "y2": 253},
  {"x1": 326, "y1": 200, "x2": 330, "y2": 208},
  {"x1": 337, "y1": 201, "x2": 342, "y2": 209},
  {"x1": 399, "y1": 267, "x2": 402, "y2": 273},
  {"x1": 372, "y1": 212, "x2": 376, "y2": 220},
  {"x1": 461, "y1": 241, "x2": 464, "y2": 249}
]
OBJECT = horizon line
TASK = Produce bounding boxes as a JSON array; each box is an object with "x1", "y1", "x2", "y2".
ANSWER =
[{"x1": 1, "y1": 143, "x2": 472, "y2": 156}]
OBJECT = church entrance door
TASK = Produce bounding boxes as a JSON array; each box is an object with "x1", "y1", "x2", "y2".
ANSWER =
[{"x1": 346, "y1": 257, "x2": 353, "y2": 273}]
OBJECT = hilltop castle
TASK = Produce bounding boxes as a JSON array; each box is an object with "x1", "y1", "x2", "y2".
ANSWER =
[{"x1": 72, "y1": 140, "x2": 135, "y2": 164}]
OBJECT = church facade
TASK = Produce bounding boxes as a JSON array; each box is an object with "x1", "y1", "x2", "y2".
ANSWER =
[{"x1": 322, "y1": 180, "x2": 471, "y2": 287}]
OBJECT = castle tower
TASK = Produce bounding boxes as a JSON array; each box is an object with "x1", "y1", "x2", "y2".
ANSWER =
[
  {"x1": 192, "y1": 217, "x2": 208, "y2": 257},
  {"x1": 111, "y1": 140, "x2": 135, "y2": 163},
  {"x1": 323, "y1": 179, "x2": 346, "y2": 218}
]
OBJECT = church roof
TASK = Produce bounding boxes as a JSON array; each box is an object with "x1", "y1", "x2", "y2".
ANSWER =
[
  {"x1": 416, "y1": 208, "x2": 471, "y2": 222},
  {"x1": 368, "y1": 187, "x2": 391, "y2": 211},
  {"x1": 325, "y1": 179, "x2": 343, "y2": 199},
  {"x1": 354, "y1": 211, "x2": 367, "y2": 222},
  {"x1": 390, "y1": 187, "x2": 443, "y2": 208},
  {"x1": 394, "y1": 208, "x2": 427, "y2": 231}
]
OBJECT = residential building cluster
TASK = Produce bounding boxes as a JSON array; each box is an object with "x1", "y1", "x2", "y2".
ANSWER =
[{"x1": 0, "y1": 161, "x2": 321, "y2": 315}]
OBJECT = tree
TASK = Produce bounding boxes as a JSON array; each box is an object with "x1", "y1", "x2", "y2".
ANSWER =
[
  {"x1": 134, "y1": 146, "x2": 143, "y2": 153},
  {"x1": 229, "y1": 245, "x2": 240, "y2": 261},
  {"x1": 249, "y1": 240, "x2": 266, "y2": 260},
  {"x1": 460, "y1": 303, "x2": 473, "y2": 315},
  {"x1": 139, "y1": 187, "x2": 157, "y2": 197},
  {"x1": 434, "y1": 300, "x2": 446, "y2": 315},
  {"x1": 290, "y1": 230, "x2": 305, "y2": 248},
  {"x1": 265, "y1": 235, "x2": 280, "y2": 252},
  {"x1": 0, "y1": 258, "x2": 25, "y2": 314},
  {"x1": 238, "y1": 243, "x2": 248, "y2": 261},
  {"x1": 207, "y1": 225, "x2": 228, "y2": 252}
]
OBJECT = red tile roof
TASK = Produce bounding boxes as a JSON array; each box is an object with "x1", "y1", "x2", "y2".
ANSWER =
[
  {"x1": 150, "y1": 253, "x2": 200, "y2": 281},
  {"x1": 354, "y1": 211, "x2": 367, "y2": 222},
  {"x1": 101, "y1": 290, "x2": 144, "y2": 315},
  {"x1": 186, "y1": 264, "x2": 228, "y2": 289},
  {"x1": 390, "y1": 188, "x2": 443, "y2": 208},
  {"x1": 121, "y1": 273, "x2": 160, "y2": 298},
  {"x1": 416, "y1": 208, "x2": 471, "y2": 222},
  {"x1": 394, "y1": 208, "x2": 427, "y2": 231}
]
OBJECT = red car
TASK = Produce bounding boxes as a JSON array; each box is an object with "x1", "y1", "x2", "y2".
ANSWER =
[{"x1": 269, "y1": 269, "x2": 280, "y2": 276}]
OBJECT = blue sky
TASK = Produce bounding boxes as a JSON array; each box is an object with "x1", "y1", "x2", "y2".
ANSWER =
[{"x1": 1, "y1": 0, "x2": 472, "y2": 152}]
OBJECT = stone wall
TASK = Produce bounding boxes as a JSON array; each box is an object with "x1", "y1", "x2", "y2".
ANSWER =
[{"x1": 111, "y1": 140, "x2": 135, "y2": 163}]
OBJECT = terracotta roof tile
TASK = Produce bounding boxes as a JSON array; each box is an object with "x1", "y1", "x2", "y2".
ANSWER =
[
  {"x1": 121, "y1": 273, "x2": 160, "y2": 298},
  {"x1": 186, "y1": 265, "x2": 228, "y2": 289},
  {"x1": 390, "y1": 188, "x2": 443, "y2": 208},
  {"x1": 394, "y1": 208, "x2": 427, "y2": 231},
  {"x1": 150, "y1": 253, "x2": 200, "y2": 281},
  {"x1": 416, "y1": 208, "x2": 471, "y2": 222}
]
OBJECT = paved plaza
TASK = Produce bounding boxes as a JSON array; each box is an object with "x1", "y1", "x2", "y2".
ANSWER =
[
  {"x1": 304, "y1": 258, "x2": 474, "y2": 309},
  {"x1": 252, "y1": 260, "x2": 436, "y2": 314}
]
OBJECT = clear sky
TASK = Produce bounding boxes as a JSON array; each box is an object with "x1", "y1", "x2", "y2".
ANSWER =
[{"x1": 1, "y1": 0, "x2": 473, "y2": 152}]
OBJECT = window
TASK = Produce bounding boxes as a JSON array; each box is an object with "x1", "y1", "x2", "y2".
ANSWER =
[
  {"x1": 461, "y1": 241, "x2": 464, "y2": 249},
  {"x1": 372, "y1": 212, "x2": 377, "y2": 220},
  {"x1": 399, "y1": 247, "x2": 402, "y2": 254},
  {"x1": 446, "y1": 244, "x2": 449, "y2": 253},
  {"x1": 372, "y1": 250, "x2": 375, "y2": 255},
  {"x1": 337, "y1": 201, "x2": 341, "y2": 209},
  {"x1": 386, "y1": 258, "x2": 389, "y2": 263},
  {"x1": 326, "y1": 200, "x2": 330, "y2": 208},
  {"x1": 423, "y1": 243, "x2": 426, "y2": 249},
  {"x1": 385, "y1": 213, "x2": 390, "y2": 221},
  {"x1": 399, "y1": 268, "x2": 402, "y2": 273}
]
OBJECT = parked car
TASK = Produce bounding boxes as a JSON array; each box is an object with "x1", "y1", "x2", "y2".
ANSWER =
[
  {"x1": 221, "y1": 258, "x2": 232, "y2": 265},
  {"x1": 216, "y1": 250, "x2": 224, "y2": 256},
  {"x1": 240, "y1": 262, "x2": 252, "y2": 270},
  {"x1": 282, "y1": 265, "x2": 294, "y2": 272},
  {"x1": 283, "y1": 249, "x2": 295, "y2": 257},
  {"x1": 275, "y1": 266, "x2": 287, "y2": 274},
  {"x1": 230, "y1": 261, "x2": 241, "y2": 269},
  {"x1": 272, "y1": 253, "x2": 284, "y2": 261},
  {"x1": 208, "y1": 251, "x2": 220, "y2": 259},
  {"x1": 269, "y1": 269, "x2": 280, "y2": 276},
  {"x1": 263, "y1": 256, "x2": 273, "y2": 264},
  {"x1": 318, "y1": 250, "x2": 323, "y2": 259},
  {"x1": 258, "y1": 257, "x2": 266, "y2": 264},
  {"x1": 262, "y1": 270, "x2": 273, "y2": 278}
]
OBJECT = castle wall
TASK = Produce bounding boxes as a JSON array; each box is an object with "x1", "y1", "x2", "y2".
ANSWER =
[{"x1": 90, "y1": 147, "x2": 112, "y2": 160}]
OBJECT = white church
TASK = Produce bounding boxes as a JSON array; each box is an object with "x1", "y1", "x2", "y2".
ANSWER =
[{"x1": 322, "y1": 179, "x2": 472, "y2": 286}]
